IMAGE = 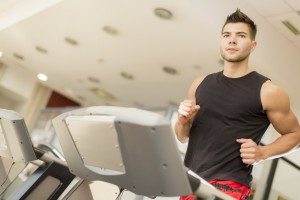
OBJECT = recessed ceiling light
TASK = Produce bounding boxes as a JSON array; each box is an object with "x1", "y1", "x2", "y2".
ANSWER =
[
  {"x1": 88, "y1": 76, "x2": 101, "y2": 84},
  {"x1": 35, "y1": 46, "x2": 48, "y2": 54},
  {"x1": 102, "y1": 26, "x2": 119, "y2": 35},
  {"x1": 64, "y1": 37, "x2": 78, "y2": 46},
  {"x1": 121, "y1": 72, "x2": 134, "y2": 80},
  {"x1": 0, "y1": 51, "x2": 3, "y2": 58},
  {"x1": 37, "y1": 73, "x2": 48, "y2": 81},
  {"x1": 13, "y1": 53, "x2": 24, "y2": 60},
  {"x1": 154, "y1": 8, "x2": 173, "y2": 20},
  {"x1": 90, "y1": 87, "x2": 116, "y2": 101},
  {"x1": 163, "y1": 66, "x2": 177, "y2": 75},
  {"x1": 97, "y1": 58, "x2": 105, "y2": 63},
  {"x1": 194, "y1": 65, "x2": 201, "y2": 70}
]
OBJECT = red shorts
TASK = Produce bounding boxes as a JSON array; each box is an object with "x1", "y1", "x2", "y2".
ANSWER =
[{"x1": 179, "y1": 179, "x2": 251, "y2": 200}]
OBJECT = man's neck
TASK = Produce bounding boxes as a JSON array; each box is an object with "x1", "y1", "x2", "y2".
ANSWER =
[{"x1": 223, "y1": 60, "x2": 251, "y2": 78}]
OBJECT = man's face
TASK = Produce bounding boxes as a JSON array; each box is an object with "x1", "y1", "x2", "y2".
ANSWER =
[{"x1": 220, "y1": 22, "x2": 256, "y2": 63}]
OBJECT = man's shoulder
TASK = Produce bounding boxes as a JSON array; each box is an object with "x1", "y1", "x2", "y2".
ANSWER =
[
  {"x1": 261, "y1": 81, "x2": 283, "y2": 96},
  {"x1": 261, "y1": 81, "x2": 289, "y2": 111}
]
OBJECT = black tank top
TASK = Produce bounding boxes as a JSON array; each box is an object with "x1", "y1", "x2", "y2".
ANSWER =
[{"x1": 184, "y1": 70, "x2": 270, "y2": 187}]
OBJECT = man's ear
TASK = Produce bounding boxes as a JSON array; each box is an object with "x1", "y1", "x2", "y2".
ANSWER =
[{"x1": 250, "y1": 40, "x2": 257, "y2": 52}]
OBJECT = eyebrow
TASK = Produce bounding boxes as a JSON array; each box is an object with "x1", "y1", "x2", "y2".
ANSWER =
[{"x1": 222, "y1": 31, "x2": 248, "y2": 35}]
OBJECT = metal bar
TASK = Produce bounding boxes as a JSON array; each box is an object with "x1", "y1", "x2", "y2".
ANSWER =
[
  {"x1": 262, "y1": 159, "x2": 279, "y2": 200},
  {"x1": 281, "y1": 157, "x2": 300, "y2": 171}
]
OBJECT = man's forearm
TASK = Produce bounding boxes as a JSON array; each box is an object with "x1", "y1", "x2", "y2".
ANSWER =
[
  {"x1": 175, "y1": 121, "x2": 191, "y2": 143},
  {"x1": 260, "y1": 131, "x2": 300, "y2": 159}
]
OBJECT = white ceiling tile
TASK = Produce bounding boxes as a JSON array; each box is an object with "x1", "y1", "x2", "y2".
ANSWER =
[
  {"x1": 0, "y1": 0, "x2": 63, "y2": 31},
  {"x1": 267, "y1": 12, "x2": 300, "y2": 41},
  {"x1": 285, "y1": 0, "x2": 300, "y2": 11},
  {"x1": 0, "y1": 1, "x2": 16, "y2": 13},
  {"x1": 245, "y1": 0, "x2": 292, "y2": 17},
  {"x1": 0, "y1": 0, "x2": 300, "y2": 108}
]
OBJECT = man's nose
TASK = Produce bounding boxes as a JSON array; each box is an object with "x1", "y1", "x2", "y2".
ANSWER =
[{"x1": 229, "y1": 36, "x2": 237, "y2": 44}]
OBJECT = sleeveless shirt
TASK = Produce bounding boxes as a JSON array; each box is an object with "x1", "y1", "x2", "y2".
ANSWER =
[{"x1": 184, "y1": 70, "x2": 270, "y2": 187}]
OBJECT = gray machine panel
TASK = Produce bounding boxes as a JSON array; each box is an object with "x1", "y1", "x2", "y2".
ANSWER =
[
  {"x1": 52, "y1": 106, "x2": 192, "y2": 196},
  {"x1": 0, "y1": 125, "x2": 10, "y2": 158},
  {"x1": 0, "y1": 109, "x2": 37, "y2": 195},
  {"x1": 0, "y1": 109, "x2": 36, "y2": 163},
  {"x1": 65, "y1": 115, "x2": 125, "y2": 174}
]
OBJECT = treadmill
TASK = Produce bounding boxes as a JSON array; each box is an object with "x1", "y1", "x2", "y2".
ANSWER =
[
  {"x1": 52, "y1": 106, "x2": 234, "y2": 200},
  {"x1": 0, "y1": 109, "x2": 81, "y2": 200}
]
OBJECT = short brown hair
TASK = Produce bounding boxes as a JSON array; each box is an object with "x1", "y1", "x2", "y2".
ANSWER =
[{"x1": 222, "y1": 9, "x2": 257, "y2": 39}]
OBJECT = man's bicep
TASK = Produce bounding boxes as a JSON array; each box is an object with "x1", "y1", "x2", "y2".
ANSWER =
[
  {"x1": 263, "y1": 83, "x2": 300, "y2": 135},
  {"x1": 267, "y1": 109, "x2": 300, "y2": 135}
]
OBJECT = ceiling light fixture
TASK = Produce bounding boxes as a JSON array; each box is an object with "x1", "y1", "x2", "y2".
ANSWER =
[
  {"x1": 163, "y1": 66, "x2": 177, "y2": 75},
  {"x1": 35, "y1": 46, "x2": 48, "y2": 54},
  {"x1": 154, "y1": 8, "x2": 173, "y2": 20},
  {"x1": 97, "y1": 58, "x2": 105, "y2": 63},
  {"x1": 64, "y1": 37, "x2": 78, "y2": 46},
  {"x1": 102, "y1": 26, "x2": 119, "y2": 35},
  {"x1": 121, "y1": 72, "x2": 134, "y2": 80},
  {"x1": 194, "y1": 65, "x2": 201, "y2": 69},
  {"x1": 0, "y1": 51, "x2": 3, "y2": 58},
  {"x1": 90, "y1": 87, "x2": 116, "y2": 101},
  {"x1": 88, "y1": 76, "x2": 101, "y2": 84},
  {"x1": 13, "y1": 53, "x2": 24, "y2": 60},
  {"x1": 37, "y1": 73, "x2": 48, "y2": 81}
]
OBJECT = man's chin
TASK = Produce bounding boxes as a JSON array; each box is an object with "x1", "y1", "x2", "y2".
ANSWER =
[
  {"x1": 226, "y1": 58, "x2": 243, "y2": 62},
  {"x1": 222, "y1": 55, "x2": 247, "y2": 63}
]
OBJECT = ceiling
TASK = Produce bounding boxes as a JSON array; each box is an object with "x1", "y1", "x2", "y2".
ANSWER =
[{"x1": 0, "y1": 0, "x2": 299, "y2": 112}]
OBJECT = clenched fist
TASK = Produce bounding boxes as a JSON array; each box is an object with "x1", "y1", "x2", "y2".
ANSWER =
[
  {"x1": 178, "y1": 100, "x2": 200, "y2": 125},
  {"x1": 236, "y1": 138, "x2": 265, "y2": 165}
]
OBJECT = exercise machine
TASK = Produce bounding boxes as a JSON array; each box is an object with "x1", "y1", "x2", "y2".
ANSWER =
[
  {"x1": 0, "y1": 109, "x2": 86, "y2": 200},
  {"x1": 52, "y1": 106, "x2": 234, "y2": 200}
]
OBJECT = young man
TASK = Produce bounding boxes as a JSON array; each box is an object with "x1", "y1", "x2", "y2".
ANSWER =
[{"x1": 176, "y1": 9, "x2": 300, "y2": 200}]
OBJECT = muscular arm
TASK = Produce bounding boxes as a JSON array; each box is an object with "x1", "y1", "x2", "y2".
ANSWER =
[
  {"x1": 260, "y1": 81, "x2": 300, "y2": 159},
  {"x1": 238, "y1": 81, "x2": 300, "y2": 164},
  {"x1": 175, "y1": 76, "x2": 205, "y2": 143}
]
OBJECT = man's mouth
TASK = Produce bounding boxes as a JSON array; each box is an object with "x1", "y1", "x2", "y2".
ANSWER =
[{"x1": 226, "y1": 48, "x2": 238, "y2": 53}]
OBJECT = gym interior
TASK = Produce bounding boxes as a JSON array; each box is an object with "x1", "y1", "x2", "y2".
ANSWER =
[{"x1": 0, "y1": 1, "x2": 299, "y2": 200}]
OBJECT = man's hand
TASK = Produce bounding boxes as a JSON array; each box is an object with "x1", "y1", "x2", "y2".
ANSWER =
[
  {"x1": 178, "y1": 100, "x2": 200, "y2": 125},
  {"x1": 236, "y1": 138, "x2": 266, "y2": 165}
]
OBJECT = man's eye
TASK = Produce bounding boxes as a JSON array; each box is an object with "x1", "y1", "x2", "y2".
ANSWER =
[
  {"x1": 240, "y1": 35, "x2": 246, "y2": 38},
  {"x1": 223, "y1": 35, "x2": 229, "y2": 38}
]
